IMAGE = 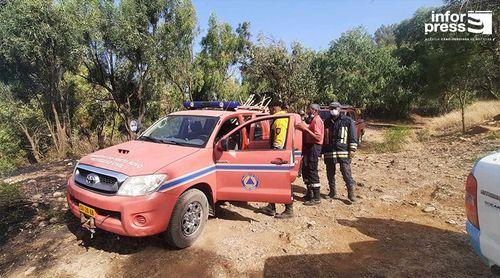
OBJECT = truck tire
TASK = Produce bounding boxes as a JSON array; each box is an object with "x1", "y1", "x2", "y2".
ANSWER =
[
  {"x1": 164, "y1": 188, "x2": 208, "y2": 249},
  {"x1": 491, "y1": 265, "x2": 500, "y2": 275}
]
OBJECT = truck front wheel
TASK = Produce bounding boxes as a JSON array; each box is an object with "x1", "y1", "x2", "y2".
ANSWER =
[{"x1": 164, "y1": 188, "x2": 208, "y2": 249}]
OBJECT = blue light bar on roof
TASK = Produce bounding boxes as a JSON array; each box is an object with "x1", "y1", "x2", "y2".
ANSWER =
[{"x1": 183, "y1": 101, "x2": 240, "y2": 110}]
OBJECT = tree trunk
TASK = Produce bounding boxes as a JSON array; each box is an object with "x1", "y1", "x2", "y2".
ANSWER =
[
  {"x1": 19, "y1": 124, "x2": 42, "y2": 163},
  {"x1": 51, "y1": 102, "x2": 68, "y2": 157},
  {"x1": 461, "y1": 103, "x2": 465, "y2": 134},
  {"x1": 458, "y1": 89, "x2": 467, "y2": 134},
  {"x1": 109, "y1": 110, "x2": 116, "y2": 145}
]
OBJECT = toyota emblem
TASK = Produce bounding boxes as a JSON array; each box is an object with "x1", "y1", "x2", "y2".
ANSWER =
[{"x1": 86, "y1": 173, "x2": 100, "y2": 185}]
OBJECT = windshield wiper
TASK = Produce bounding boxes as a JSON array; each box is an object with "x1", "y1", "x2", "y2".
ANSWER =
[
  {"x1": 139, "y1": 136, "x2": 189, "y2": 146},
  {"x1": 137, "y1": 136, "x2": 162, "y2": 143},
  {"x1": 162, "y1": 140, "x2": 184, "y2": 145}
]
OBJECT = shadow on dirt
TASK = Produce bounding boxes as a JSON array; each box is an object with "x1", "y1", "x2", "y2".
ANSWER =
[
  {"x1": 109, "y1": 246, "x2": 240, "y2": 277},
  {"x1": 0, "y1": 201, "x2": 36, "y2": 247},
  {"x1": 263, "y1": 217, "x2": 491, "y2": 277},
  {"x1": 64, "y1": 209, "x2": 243, "y2": 277},
  {"x1": 0, "y1": 224, "x2": 75, "y2": 276},
  {"x1": 214, "y1": 204, "x2": 256, "y2": 222},
  {"x1": 63, "y1": 209, "x2": 245, "y2": 277},
  {"x1": 64, "y1": 200, "x2": 257, "y2": 256},
  {"x1": 64, "y1": 211, "x2": 167, "y2": 255}
]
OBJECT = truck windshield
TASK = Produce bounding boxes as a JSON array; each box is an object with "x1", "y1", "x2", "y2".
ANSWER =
[{"x1": 139, "y1": 115, "x2": 218, "y2": 147}]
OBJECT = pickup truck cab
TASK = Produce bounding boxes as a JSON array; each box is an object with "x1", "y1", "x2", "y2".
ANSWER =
[
  {"x1": 466, "y1": 152, "x2": 500, "y2": 273},
  {"x1": 67, "y1": 101, "x2": 303, "y2": 248}
]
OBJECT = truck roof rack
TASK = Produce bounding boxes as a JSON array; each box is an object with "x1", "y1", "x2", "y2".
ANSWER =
[
  {"x1": 236, "y1": 94, "x2": 271, "y2": 113},
  {"x1": 183, "y1": 94, "x2": 271, "y2": 113}
]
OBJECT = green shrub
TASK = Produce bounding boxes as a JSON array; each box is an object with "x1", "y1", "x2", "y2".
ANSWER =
[
  {"x1": 375, "y1": 126, "x2": 411, "y2": 152},
  {"x1": 0, "y1": 182, "x2": 21, "y2": 207},
  {"x1": 0, "y1": 123, "x2": 27, "y2": 176}
]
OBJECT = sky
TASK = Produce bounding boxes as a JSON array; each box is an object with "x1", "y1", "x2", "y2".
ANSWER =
[{"x1": 192, "y1": 0, "x2": 443, "y2": 51}]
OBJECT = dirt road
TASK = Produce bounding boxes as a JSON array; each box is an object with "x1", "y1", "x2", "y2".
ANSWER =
[{"x1": 1, "y1": 124, "x2": 498, "y2": 277}]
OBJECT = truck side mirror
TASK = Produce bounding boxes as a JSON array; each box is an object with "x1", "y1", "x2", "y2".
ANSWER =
[{"x1": 129, "y1": 120, "x2": 140, "y2": 133}]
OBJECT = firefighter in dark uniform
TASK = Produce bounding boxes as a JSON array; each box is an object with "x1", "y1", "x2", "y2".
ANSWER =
[
  {"x1": 323, "y1": 102, "x2": 358, "y2": 202},
  {"x1": 296, "y1": 104, "x2": 324, "y2": 206}
]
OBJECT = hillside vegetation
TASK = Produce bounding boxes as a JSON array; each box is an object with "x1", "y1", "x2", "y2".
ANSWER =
[{"x1": 0, "y1": 0, "x2": 498, "y2": 174}]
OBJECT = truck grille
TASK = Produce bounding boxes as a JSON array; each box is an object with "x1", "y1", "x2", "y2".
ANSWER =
[
  {"x1": 74, "y1": 164, "x2": 128, "y2": 194},
  {"x1": 78, "y1": 168, "x2": 117, "y2": 185}
]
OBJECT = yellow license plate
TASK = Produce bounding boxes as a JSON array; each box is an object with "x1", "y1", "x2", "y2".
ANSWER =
[{"x1": 79, "y1": 203, "x2": 97, "y2": 218}]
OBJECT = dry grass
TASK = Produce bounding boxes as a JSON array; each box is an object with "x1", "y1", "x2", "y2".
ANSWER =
[{"x1": 428, "y1": 100, "x2": 500, "y2": 133}]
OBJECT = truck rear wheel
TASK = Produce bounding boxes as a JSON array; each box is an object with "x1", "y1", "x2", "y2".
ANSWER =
[{"x1": 164, "y1": 188, "x2": 208, "y2": 249}]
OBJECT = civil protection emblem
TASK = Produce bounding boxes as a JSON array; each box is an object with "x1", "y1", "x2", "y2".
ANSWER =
[{"x1": 241, "y1": 174, "x2": 260, "y2": 190}]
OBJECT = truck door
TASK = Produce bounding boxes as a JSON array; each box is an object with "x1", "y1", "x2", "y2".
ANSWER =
[
  {"x1": 290, "y1": 114, "x2": 303, "y2": 181},
  {"x1": 214, "y1": 114, "x2": 297, "y2": 204}
]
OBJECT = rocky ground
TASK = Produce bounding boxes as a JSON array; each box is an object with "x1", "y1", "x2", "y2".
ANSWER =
[{"x1": 0, "y1": 121, "x2": 499, "y2": 277}]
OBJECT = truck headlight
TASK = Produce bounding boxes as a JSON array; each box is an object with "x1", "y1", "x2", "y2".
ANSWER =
[{"x1": 117, "y1": 174, "x2": 167, "y2": 196}]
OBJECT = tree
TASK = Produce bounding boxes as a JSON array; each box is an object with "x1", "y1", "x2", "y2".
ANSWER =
[
  {"x1": 317, "y1": 27, "x2": 409, "y2": 116},
  {"x1": 0, "y1": 0, "x2": 81, "y2": 157},
  {"x1": 446, "y1": 0, "x2": 500, "y2": 99},
  {"x1": 394, "y1": 2, "x2": 498, "y2": 126},
  {"x1": 154, "y1": 0, "x2": 197, "y2": 102},
  {"x1": 241, "y1": 37, "x2": 318, "y2": 110},
  {"x1": 0, "y1": 84, "x2": 46, "y2": 163},
  {"x1": 75, "y1": 0, "x2": 197, "y2": 136},
  {"x1": 195, "y1": 14, "x2": 251, "y2": 100},
  {"x1": 374, "y1": 24, "x2": 398, "y2": 46}
]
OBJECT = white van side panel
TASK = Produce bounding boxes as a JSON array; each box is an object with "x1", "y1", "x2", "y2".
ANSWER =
[{"x1": 476, "y1": 153, "x2": 500, "y2": 266}]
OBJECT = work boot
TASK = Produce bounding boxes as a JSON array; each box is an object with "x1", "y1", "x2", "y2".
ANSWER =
[
  {"x1": 323, "y1": 186, "x2": 337, "y2": 200},
  {"x1": 314, "y1": 187, "x2": 322, "y2": 202},
  {"x1": 257, "y1": 203, "x2": 276, "y2": 216},
  {"x1": 275, "y1": 203, "x2": 294, "y2": 219},
  {"x1": 347, "y1": 187, "x2": 357, "y2": 203},
  {"x1": 304, "y1": 187, "x2": 321, "y2": 206}
]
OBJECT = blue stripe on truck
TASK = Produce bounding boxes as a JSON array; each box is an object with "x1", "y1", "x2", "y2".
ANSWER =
[
  {"x1": 466, "y1": 221, "x2": 490, "y2": 265},
  {"x1": 157, "y1": 164, "x2": 292, "y2": 191}
]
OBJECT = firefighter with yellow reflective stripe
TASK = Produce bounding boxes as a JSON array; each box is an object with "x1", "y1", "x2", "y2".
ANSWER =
[{"x1": 322, "y1": 102, "x2": 358, "y2": 203}]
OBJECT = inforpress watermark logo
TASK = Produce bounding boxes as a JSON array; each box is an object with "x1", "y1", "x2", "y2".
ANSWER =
[
  {"x1": 424, "y1": 10, "x2": 493, "y2": 39},
  {"x1": 467, "y1": 11, "x2": 492, "y2": 35}
]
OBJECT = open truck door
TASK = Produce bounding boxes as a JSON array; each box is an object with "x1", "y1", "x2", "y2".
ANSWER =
[{"x1": 214, "y1": 113, "x2": 302, "y2": 204}]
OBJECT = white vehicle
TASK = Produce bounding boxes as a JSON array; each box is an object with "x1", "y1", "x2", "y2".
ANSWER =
[{"x1": 466, "y1": 152, "x2": 500, "y2": 274}]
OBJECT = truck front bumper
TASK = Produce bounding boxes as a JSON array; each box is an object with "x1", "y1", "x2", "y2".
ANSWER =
[{"x1": 66, "y1": 177, "x2": 177, "y2": 237}]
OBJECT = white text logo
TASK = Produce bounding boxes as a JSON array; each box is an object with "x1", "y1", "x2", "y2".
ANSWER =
[{"x1": 425, "y1": 11, "x2": 492, "y2": 35}]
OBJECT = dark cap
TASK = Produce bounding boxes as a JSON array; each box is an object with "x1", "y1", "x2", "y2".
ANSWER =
[
  {"x1": 329, "y1": 101, "x2": 341, "y2": 109},
  {"x1": 269, "y1": 100, "x2": 284, "y2": 108}
]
